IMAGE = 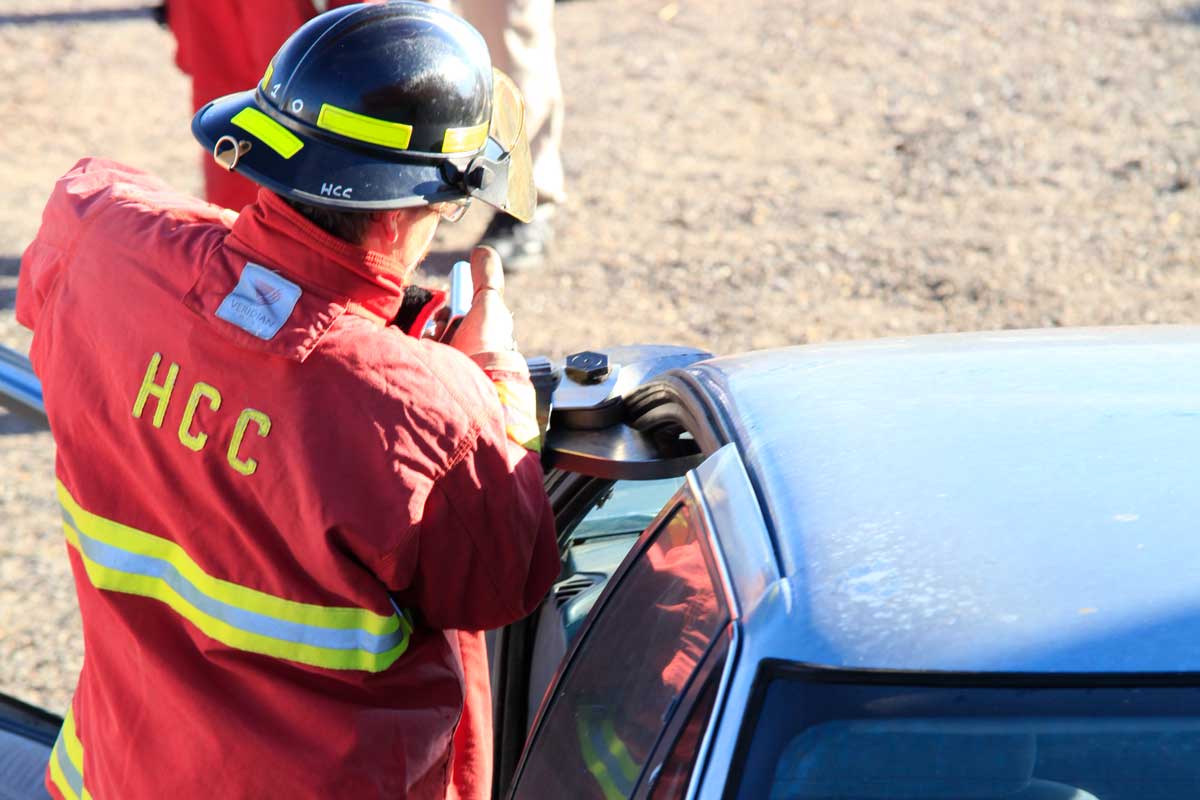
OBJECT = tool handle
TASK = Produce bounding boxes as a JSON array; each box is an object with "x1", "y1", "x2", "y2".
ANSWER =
[{"x1": 439, "y1": 260, "x2": 473, "y2": 342}]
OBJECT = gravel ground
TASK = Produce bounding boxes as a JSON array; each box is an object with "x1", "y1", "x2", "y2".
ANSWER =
[{"x1": 2, "y1": 0, "x2": 1199, "y2": 712}]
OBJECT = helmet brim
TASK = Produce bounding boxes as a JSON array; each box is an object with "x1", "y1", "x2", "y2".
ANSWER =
[{"x1": 193, "y1": 90, "x2": 484, "y2": 212}]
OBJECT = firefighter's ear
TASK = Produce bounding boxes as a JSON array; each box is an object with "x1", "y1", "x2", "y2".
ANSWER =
[
  {"x1": 378, "y1": 211, "x2": 404, "y2": 246},
  {"x1": 379, "y1": 207, "x2": 438, "y2": 245}
]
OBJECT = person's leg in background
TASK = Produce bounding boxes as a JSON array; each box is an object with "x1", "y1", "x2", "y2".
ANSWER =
[
  {"x1": 430, "y1": 0, "x2": 565, "y2": 271},
  {"x1": 164, "y1": 0, "x2": 330, "y2": 211}
]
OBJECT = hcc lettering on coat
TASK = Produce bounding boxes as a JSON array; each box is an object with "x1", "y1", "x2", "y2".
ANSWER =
[{"x1": 131, "y1": 352, "x2": 272, "y2": 476}]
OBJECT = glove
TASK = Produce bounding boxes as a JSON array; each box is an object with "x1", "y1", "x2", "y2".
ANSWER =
[{"x1": 391, "y1": 285, "x2": 447, "y2": 338}]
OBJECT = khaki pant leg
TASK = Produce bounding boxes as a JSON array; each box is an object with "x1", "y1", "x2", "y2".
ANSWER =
[{"x1": 427, "y1": 0, "x2": 566, "y2": 204}]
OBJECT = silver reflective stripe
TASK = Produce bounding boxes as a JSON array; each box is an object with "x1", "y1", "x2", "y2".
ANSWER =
[
  {"x1": 57, "y1": 480, "x2": 410, "y2": 673},
  {"x1": 52, "y1": 729, "x2": 84, "y2": 800},
  {"x1": 63, "y1": 512, "x2": 405, "y2": 655}
]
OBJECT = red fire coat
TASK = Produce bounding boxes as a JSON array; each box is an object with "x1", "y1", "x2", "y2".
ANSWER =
[
  {"x1": 167, "y1": 0, "x2": 369, "y2": 210},
  {"x1": 17, "y1": 157, "x2": 559, "y2": 799}
]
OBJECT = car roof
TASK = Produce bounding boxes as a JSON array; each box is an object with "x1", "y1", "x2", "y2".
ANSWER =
[{"x1": 686, "y1": 326, "x2": 1200, "y2": 672}]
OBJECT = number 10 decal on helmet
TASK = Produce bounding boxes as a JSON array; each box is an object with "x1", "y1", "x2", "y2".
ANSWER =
[{"x1": 191, "y1": 1, "x2": 535, "y2": 222}]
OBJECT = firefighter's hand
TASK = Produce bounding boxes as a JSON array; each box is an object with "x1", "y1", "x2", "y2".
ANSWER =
[{"x1": 449, "y1": 246, "x2": 516, "y2": 357}]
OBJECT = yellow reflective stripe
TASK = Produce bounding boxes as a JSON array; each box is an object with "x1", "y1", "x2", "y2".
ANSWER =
[
  {"x1": 57, "y1": 482, "x2": 411, "y2": 672},
  {"x1": 49, "y1": 707, "x2": 91, "y2": 800},
  {"x1": 48, "y1": 750, "x2": 77, "y2": 800},
  {"x1": 261, "y1": 61, "x2": 274, "y2": 92},
  {"x1": 62, "y1": 520, "x2": 408, "y2": 672},
  {"x1": 602, "y1": 718, "x2": 641, "y2": 783},
  {"x1": 62, "y1": 710, "x2": 84, "y2": 780},
  {"x1": 318, "y1": 103, "x2": 413, "y2": 149},
  {"x1": 576, "y1": 715, "x2": 627, "y2": 800},
  {"x1": 66, "y1": 712, "x2": 94, "y2": 800},
  {"x1": 57, "y1": 482, "x2": 398, "y2": 636},
  {"x1": 442, "y1": 122, "x2": 489, "y2": 153},
  {"x1": 231, "y1": 107, "x2": 304, "y2": 159},
  {"x1": 495, "y1": 380, "x2": 541, "y2": 452}
]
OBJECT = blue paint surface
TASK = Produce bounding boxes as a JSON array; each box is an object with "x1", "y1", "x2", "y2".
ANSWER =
[{"x1": 691, "y1": 327, "x2": 1200, "y2": 672}]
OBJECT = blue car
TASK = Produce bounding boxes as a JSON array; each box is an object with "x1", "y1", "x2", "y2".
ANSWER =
[{"x1": 5, "y1": 327, "x2": 1200, "y2": 799}]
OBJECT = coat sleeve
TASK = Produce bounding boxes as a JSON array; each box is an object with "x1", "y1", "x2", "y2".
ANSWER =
[{"x1": 385, "y1": 356, "x2": 560, "y2": 632}]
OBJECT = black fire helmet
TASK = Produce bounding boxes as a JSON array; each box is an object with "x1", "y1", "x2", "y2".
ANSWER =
[{"x1": 191, "y1": 1, "x2": 535, "y2": 221}]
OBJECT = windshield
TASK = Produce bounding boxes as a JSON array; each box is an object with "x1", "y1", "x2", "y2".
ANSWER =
[
  {"x1": 569, "y1": 477, "x2": 685, "y2": 541},
  {"x1": 735, "y1": 674, "x2": 1200, "y2": 800}
]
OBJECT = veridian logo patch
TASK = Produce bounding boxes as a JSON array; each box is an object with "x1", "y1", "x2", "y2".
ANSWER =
[
  {"x1": 251, "y1": 280, "x2": 283, "y2": 306},
  {"x1": 216, "y1": 262, "x2": 302, "y2": 340}
]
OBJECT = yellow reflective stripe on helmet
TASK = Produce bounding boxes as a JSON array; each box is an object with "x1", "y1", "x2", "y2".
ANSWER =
[
  {"x1": 231, "y1": 107, "x2": 304, "y2": 159},
  {"x1": 261, "y1": 61, "x2": 274, "y2": 92},
  {"x1": 58, "y1": 482, "x2": 411, "y2": 672},
  {"x1": 442, "y1": 122, "x2": 489, "y2": 154},
  {"x1": 318, "y1": 103, "x2": 413, "y2": 149}
]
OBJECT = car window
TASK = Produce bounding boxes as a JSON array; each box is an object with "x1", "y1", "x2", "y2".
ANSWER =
[
  {"x1": 568, "y1": 477, "x2": 686, "y2": 542},
  {"x1": 735, "y1": 675, "x2": 1200, "y2": 800},
  {"x1": 512, "y1": 500, "x2": 729, "y2": 800}
]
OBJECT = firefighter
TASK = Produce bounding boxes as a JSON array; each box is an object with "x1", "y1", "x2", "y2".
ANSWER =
[
  {"x1": 166, "y1": 0, "x2": 563, "y2": 271},
  {"x1": 18, "y1": 4, "x2": 558, "y2": 798}
]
